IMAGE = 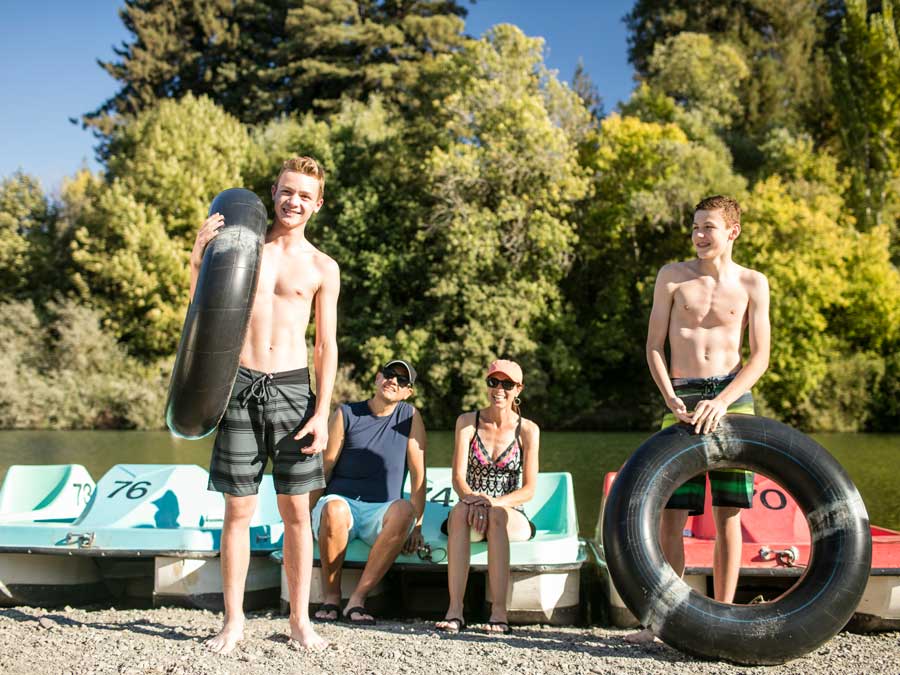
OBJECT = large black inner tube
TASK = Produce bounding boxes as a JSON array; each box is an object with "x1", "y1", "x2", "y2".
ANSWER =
[
  {"x1": 165, "y1": 188, "x2": 268, "y2": 439},
  {"x1": 602, "y1": 414, "x2": 871, "y2": 665}
]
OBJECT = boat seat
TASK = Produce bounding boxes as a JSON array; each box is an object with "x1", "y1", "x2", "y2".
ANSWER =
[
  {"x1": 314, "y1": 468, "x2": 580, "y2": 567},
  {"x1": 0, "y1": 464, "x2": 95, "y2": 523}
]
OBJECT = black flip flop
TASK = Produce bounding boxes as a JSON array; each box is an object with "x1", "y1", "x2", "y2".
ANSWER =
[
  {"x1": 313, "y1": 603, "x2": 341, "y2": 622},
  {"x1": 436, "y1": 617, "x2": 466, "y2": 634},
  {"x1": 486, "y1": 620, "x2": 512, "y2": 635},
  {"x1": 343, "y1": 606, "x2": 376, "y2": 626}
]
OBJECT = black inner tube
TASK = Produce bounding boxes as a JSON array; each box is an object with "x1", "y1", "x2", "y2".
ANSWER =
[
  {"x1": 602, "y1": 414, "x2": 871, "y2": 665},
  {"x1": 165, "y1": 188, "x2": 268, "y2": 439}
]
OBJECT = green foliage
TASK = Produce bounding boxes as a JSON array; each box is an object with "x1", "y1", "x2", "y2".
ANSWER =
[
  {"x1": 82, "y1": 0, "x2": 468, "y2": 142},
  {"x1": 69, "y1": 96, "x2": 250, "y2": 357},
  {"x1": 832, "y1": 0, "x2": 900, "y2": 243},
  {"x1": 563, "y1": 113, "x2": 745, "y2": 427},
  {"x1": 69, "y1": 179, "x2": 189, "y2": 357},
  {"x1": 871, "y1": 351, "x2": 900, "y2": 431},
  {"x1": 5, "y1": 7, "x2": 899, "y2": 432},
  {"x1": 274, "y1": 0, "x2": 467, "y2": 113},
  {"x1": 0, "y1": 172, "x2": 47, "y2": 299},
  {"x1": 740, "y1": 177, "x2": 900, "y2": 430},
  {"x1": 625, "y1": 0, "x2": 834, "y2": 148},
  {"x1": 794, "y1": 352, "x2": 886, "y2": 432},
  {"x1": 645, "y1": 32, "x2": 749, "y2": 129},
  {"x1": 246, "y1": 98, "x2": 436, "y2": 386},
  {"x1": 105, "y1": 93, "x2": 250, "y2": 238},
  {"x1": 405, "y1": 25, "x2": 589, "y2": 423},
  {"x1": 0, "y1": 300, "x2": 167, "y2": 429}
]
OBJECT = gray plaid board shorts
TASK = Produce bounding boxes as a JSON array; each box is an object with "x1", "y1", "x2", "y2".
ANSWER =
[{"x1": 208, "y1": 366, "x2": 325, "y2": 496}]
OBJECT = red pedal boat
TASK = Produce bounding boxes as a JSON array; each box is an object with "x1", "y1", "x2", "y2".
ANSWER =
[{"x1": 599, "y1": 472, "x2": 900, "y2": 632}]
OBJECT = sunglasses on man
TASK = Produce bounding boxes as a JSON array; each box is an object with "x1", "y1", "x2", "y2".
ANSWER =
[
  {"x1": 381, "y1": 368, "x2": 412, "y2": 387},
  {"x1": 485, "y1": 376, "x2": 518, "y2": 391}
]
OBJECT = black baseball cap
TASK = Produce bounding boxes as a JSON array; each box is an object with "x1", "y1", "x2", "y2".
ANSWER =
[{"x1": 383, "y1": 359, "x2": 417, "y2": 385}]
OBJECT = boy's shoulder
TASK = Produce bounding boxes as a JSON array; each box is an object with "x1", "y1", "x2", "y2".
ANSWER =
[
  {"x1": 658, "y1": 260, "x2": 697, "y2": 281},
  {"x1": 732, "y1": 262, "x2": 768, "y2": 287},
  {"x1": 298, "y1": 242, "x2": 339, "y2": 279}
]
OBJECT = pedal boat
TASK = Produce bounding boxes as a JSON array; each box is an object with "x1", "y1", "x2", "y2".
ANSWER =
[
  {"x1": 0, "y1": 464, "x2": 283, "y2": 609},
  {"x1": 597, "y1": 471, "x2": 900, "y2": 632},
  {"x1": 275, "y1": 468, "x2": 587, "y2": 624}
]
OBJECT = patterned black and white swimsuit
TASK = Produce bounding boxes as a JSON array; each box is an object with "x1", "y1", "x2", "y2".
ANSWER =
[
  {"x1": 467, "y1": 412, "x2": 535, "y2": 538},
  {"x1": 466, "y1": 410, "x2": 524, "y2": 506},
  {"x1": 441, "y1": 411, "x2": 536, "y2": 539}
]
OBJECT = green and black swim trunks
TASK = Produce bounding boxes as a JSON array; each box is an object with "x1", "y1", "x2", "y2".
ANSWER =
[
  {"x1": 209, "y1": 366, "x2": 326, "y2": 497},
  {"x1": 663, "y1": 374, "x2": 755, "y2": 515}
]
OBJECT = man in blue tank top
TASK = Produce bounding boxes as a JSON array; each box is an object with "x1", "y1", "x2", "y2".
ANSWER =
[{"x1": 310, "y1": 359, "x2": 427, "y2": 625}]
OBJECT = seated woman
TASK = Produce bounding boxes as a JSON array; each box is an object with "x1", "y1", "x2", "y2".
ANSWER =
[{"x1": 435, "y1": 359, "x2": 539, "y2": 635}]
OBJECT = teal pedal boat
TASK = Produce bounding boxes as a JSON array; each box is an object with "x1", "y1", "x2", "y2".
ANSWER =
[
  {"x1": 0, "y1": 464, "x2": 282, "y2": 609},
  {"x1": 0, "y1": 464, "x2": 99, "y2": 605},
  {"x1": 274, "y1": 468, "x2": 588, "y2": 624}
]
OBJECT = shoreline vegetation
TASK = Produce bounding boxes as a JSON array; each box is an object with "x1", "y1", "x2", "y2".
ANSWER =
[{"x1": 2, "y1": 1, "x2": 899, "y2": 434}]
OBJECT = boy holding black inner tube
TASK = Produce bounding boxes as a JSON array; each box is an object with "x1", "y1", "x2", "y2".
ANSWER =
[
  {"x1": 628, "y1": 195, "x2": 771, "y2": 643},
  {"x1": 191, "y1": 156, "x2": 340, "y2": 653}
]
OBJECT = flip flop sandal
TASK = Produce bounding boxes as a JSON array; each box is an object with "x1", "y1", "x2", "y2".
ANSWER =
[
  {"x1": 343, "y1": 606, "x2": 376, "y2": 626},
  {"x1": 486, "y1": 621, "x2": 512, "y2": 635},
  {"x1": 436, "y1": 617, "x2": 466, "y2": 634},
  {"x1": 313, "y1": 603, "x2": 341, "y2": 622}
]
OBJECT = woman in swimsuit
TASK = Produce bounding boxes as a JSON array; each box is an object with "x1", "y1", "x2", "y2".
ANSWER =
[{"x1": 435, "y1": 359, "x2": 540, "y2": 635}]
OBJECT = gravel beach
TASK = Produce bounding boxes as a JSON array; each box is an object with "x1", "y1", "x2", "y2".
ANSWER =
[{"x1": 2, "y1": 606, "x2": 898, "y2": 675}]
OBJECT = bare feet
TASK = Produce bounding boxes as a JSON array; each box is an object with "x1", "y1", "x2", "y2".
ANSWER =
[
  {"x1": 289, "y1": 619, "x2": 329, "y2": 651},
  {"x1": 205, "y1": 618, "x2": 244, "y2": 655},
  {"x1": 624, "y1": 628, "x2": 659, "y2": 644}
]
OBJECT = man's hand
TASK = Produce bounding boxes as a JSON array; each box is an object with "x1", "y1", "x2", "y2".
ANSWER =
[
  {"x1": 667, "y1": 396, "x2": 693, "y2": 424},
  {"x1": 295, "y1": 413, "x2": 329, "y2": 454},
  {"x1": 402, "y1": 524, "x2": 424, "y2": 555},
  {"x1": 192, "y1": 213, "x2": 224, "y2": 268},
  {"x1": 692, "y1": 398, "x2": 729, "y2": 434}
]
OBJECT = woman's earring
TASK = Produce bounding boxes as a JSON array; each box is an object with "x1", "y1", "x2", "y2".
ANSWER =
[{"x1": 514, "y1": 397, "x2": 521, "y2": 406}]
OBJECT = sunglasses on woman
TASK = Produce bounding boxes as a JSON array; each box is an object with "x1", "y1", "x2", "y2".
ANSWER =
[
  {"x1": 486, "y1": 376, "x2": 517, "y2": 391},
  {"x1": 381, "y1": 368, "x2": 411, "y2": 387}
]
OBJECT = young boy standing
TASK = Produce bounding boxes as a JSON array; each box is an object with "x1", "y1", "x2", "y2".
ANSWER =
[
  {"x1": 630, "y1": 195, "x2": 770, "y2": 641},
  {"x1": 192, "y1": 157, "x2": 340, "y2": 653}
]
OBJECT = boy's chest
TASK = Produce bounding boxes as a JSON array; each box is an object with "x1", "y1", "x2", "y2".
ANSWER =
[
  {"x1": 673, "y1": 279, "x2": 749, "y2": 327},
  {"x1": 255, "y1": 248, "x2": 322, "y2": 301}
]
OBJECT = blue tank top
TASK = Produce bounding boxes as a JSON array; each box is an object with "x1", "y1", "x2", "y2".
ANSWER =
[{"x1": 325, "y1": 400, "x2": 415, "y2": 503}]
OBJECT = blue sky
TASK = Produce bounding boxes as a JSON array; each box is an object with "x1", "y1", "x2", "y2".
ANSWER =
[{"x1": 0, "y1": 1, "x2": 635, "y2": 193}]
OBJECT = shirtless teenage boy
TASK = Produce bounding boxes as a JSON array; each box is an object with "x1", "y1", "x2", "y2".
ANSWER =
[
  {"x1": 191, "y1": 157, "x2": 340, "y2": 653},
  {"x1": 631, "y1": 195, "x2": 770, "y2": 641}
]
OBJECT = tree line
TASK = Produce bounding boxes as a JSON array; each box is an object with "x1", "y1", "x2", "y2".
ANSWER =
[{"x1": 1, "y1": 0, "x2": 898, "y2": 432}]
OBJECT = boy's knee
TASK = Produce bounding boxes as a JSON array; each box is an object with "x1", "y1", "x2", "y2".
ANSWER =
[
  {"x1": 224, "y1": 495, "x2": 257, "y2": 524},
  {"x1": 279, "y1": 496, "x2": 312, "y2": 526}
]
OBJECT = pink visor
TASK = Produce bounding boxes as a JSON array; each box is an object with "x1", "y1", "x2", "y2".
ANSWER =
[{"x1": 485, "y1": 359, "x2": 523, "y2": 384}]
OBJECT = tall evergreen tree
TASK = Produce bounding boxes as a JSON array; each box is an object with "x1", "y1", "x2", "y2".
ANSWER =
[
  {"x1": 81, "y1": 0, "x2": 468, "y2": 149},
  {"x1": 272, "y1": 0, "x2": 467, "y2": 113}
]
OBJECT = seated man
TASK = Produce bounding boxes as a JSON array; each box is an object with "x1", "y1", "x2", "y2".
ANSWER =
[{"x1": 310, "y1": 359, "x2": 426, "y2": 624}]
